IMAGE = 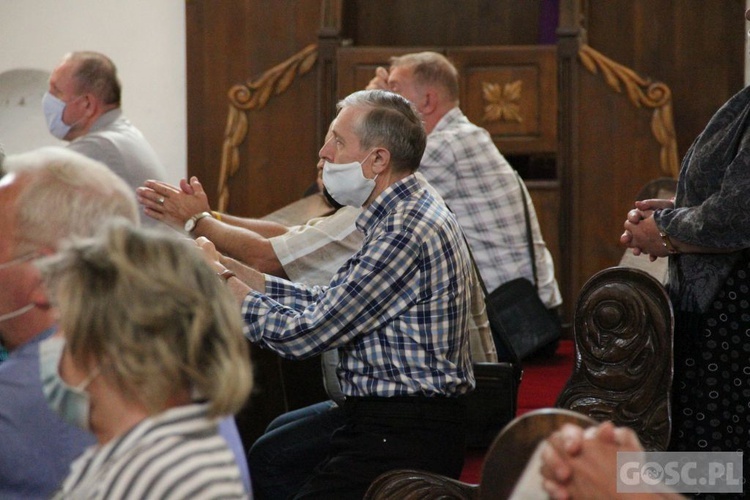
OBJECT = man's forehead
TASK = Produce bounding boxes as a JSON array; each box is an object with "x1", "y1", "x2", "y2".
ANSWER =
[
  {"x1": 388, "y1": 65, "x2": 412, "y2": 83},
  {"x1": 332, "y1": 107, "x2": 361, "y2": 137},
  {"x1": 50, "y1": 59, "x2": 78, "y2": 91}
]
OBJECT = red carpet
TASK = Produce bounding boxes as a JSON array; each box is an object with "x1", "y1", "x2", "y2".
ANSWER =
[
  {"x1": 517, "y1": 339, "x2": 575, "y2": 416},
  {"x1": 460, "y1": 340, "x2": 575, "y2": 483}
]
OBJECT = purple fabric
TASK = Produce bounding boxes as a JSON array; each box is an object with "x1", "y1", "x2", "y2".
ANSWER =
[{"x1": 539, "y1": 0, "x2": 560, "y2": 44}]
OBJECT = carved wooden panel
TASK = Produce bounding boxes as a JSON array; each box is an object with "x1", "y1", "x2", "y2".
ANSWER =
[
  {"x1": 556, "y1": 267, "x2": 674, "y2": 451},
  {"x1": 448, "y1": 46, "x2": 557, "y2": 155}
]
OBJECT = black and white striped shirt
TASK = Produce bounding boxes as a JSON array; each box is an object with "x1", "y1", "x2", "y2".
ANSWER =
[{"x1": 53, "y1": 403, "x2": 248, "y2": 499}]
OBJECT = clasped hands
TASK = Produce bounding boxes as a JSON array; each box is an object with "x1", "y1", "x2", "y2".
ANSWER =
[
  {"x1": 540, "y1": 422, "x2": 646, "y2": 500},
  {"x1": 136, "y1": 176, "x2": 210, "y2": 230},
  {"x1": 136, "y1": 177, "x2": 228, "y2": 275},
  {"x1": 620, "y1": 198, "x2": 673, "y2": 261}
]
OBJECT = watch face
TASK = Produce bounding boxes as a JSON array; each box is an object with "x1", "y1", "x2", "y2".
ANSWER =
[{"x1": 184, "y1": 219, "x2": 195, "y2": 232}]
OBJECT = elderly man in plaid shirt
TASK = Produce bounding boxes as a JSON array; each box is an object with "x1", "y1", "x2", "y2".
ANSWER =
[{"x1": 200, "y1": 89, "x2": 475, "y2": 499}]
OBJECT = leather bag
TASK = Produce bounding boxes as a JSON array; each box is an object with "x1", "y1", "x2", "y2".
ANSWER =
[
  {"x1": 487, "y1": 276, "x2": 560, "y2": 360},
  {"x1": 487, "y1": 171, "x2": 561, "y2": 360}
]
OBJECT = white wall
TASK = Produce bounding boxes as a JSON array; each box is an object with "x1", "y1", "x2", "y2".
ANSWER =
[{"x1": 0, "y1": 0, "x2": 186, "y2": 183}]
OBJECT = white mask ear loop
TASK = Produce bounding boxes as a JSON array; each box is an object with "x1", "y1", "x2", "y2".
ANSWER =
[
  {"x1": 0, "y1": 251, "x2": 41, "y2": 323},
  {"x1": 0, "y1": 303, "x2": 35, "y2": 323}
]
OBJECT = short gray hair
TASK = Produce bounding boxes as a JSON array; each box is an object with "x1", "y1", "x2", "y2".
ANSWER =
[
  {"x1": 390, "y1": 52, "x2": 460, "y2": 103},
  {"x1": 337, "y1": 89, "x2": 426, "y2": 174},
  {"x1": 39, "y1": 222, "x2": 253, "y2": 417},
  {"x1": 2, "y1": 147, "x2": 138, "y2": 252}
]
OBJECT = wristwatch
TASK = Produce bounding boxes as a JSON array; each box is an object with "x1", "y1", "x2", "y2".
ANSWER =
[{"x1": 184, "y1": 211, "x2": 213, "y2": 233}]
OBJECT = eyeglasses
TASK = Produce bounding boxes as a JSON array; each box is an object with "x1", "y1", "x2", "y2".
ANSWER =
[{"x1": 0, "y1": 252, "x2": 38, "y2": 271}]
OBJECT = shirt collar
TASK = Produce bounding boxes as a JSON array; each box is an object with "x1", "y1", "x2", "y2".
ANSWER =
[
  {"x1": 431, "y1": 106, "x2": 464, "y2": 134},
  {"x1": 88, "y1": 108, "x2": 122, "y2": 133},
  {"x1": 356, "y1": 174, "x2": 422, "y2": 234}
]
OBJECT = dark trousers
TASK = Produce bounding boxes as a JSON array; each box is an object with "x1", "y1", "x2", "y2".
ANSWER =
[
  {"x1": 249, "y1": 400, "x2": 345, "y2": 500},
  {"x1": 294, "y1": 396, "x2": 467, "y2": 500}
]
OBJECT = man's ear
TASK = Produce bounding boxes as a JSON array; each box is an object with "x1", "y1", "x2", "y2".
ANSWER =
[
  {"x1": 420, "y1": 88, "x2": 439, "y2": 116},
  {"x1": 82, "y1": 93, "x2": 98, "y2": 118},
  {"x1": 371, "y1": 148, "x2": 391, "y2": 175}
]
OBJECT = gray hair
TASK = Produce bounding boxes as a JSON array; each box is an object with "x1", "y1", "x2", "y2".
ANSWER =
[
  {"x1": 39, "y1": 221, "x2": 253, "y2": 417},
  {"x1": 337, "y1": 89, "x2": 426, "y2": 174},
  {"x1": 389, "y1": 51, "x2": 460, "y2": 103},
  {"x1": 2, "y1": 147, "x2": 138, "y2": 253}
]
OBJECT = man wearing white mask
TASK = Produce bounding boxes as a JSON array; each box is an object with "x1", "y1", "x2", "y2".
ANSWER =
[
  {"x1": 138, "y1": 112, "x2": 496, "y2": 499},
  {"x1": 0, "y1": 147, "x2": 251, "y2": 499},
  {"x1": 200, "y1": 89, "x2": 476, "y2": 498},
  {"x1": 43, "y1": 51, "x2": 166, "y2": 225}
]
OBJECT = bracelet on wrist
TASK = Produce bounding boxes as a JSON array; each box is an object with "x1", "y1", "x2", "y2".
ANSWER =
[
  {"x1": 211, "y1": 211, "x2": 223, "y2": 222},
  {"x1": 659, "y1": 230, "x2": 679, "y2": 254}
]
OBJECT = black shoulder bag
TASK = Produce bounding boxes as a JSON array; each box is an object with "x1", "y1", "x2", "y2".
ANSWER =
[{"x1": 485, "y1": 171, "x2": 561, "y2": 360}]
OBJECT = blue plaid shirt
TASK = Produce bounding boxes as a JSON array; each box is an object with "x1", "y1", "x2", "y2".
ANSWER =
[{"x1": 242, "y1": 175, "x2": 475, "y2": 397}]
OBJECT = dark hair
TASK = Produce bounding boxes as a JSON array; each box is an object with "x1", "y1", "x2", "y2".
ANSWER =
[
  {"x1": 337, "y1": 90, "x2": 426, "y2": 174},
  {"x1": 69, "y1": 51, "x2": 122, "y2": 106}
]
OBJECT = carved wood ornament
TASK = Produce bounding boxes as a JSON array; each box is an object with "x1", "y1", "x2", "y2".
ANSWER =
[
  {"x1": 482, "y1": 80, "x2": 524, "y2": 124},
  {"x1": 217, "y1": 44, "x2": 318, "y2": 212},
  {"x1": 578, "y1": 44, "x2": 680, "y2": 178},
  {"x1": 556, "y1": 267, "x2": 674, "y2": 451}
]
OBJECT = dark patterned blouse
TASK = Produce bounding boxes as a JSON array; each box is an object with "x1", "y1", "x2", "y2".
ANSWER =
[{"x1": 656, "y1": 85, "x2": 750, "y2": 313}]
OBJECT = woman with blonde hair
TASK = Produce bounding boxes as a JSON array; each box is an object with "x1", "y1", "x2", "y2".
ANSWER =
[{"x1": 39, "y1": 221, "x2": 253, "y2": 499}]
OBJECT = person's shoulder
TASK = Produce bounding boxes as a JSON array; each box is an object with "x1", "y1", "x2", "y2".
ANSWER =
[
  {"x1": 399, "y1": 186, "x2": 450, "y2": 228},
  {"x1": 68, "y1": 128, "x2": 118, "y2": 152},
  {"x1": 432, "y1": 110, "x2": 490, "y2": 144},
  {"x1": 327, "y1": 206, "x2": 361, "y2": 222},
  {"x1": 115, "y1": 432, "x2": 245, "y2": 495},
  {"x1": 0, "y1": 337, "x2": 43, "y2": 381}
]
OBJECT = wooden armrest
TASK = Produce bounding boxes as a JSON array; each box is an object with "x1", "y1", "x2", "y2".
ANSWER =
[{"x1": 364, "y1": 469, "x2": 478, "y2": 500}]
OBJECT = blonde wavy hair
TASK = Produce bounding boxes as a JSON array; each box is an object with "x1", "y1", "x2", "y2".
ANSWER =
[{"x1": 40, "y1": 221, "x2": 253, "y2": 418}]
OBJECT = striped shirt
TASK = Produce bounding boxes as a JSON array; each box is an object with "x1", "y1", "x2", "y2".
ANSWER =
[
  {"x1": 242, "y1": 175, "x2": 475, "y2": 397},
  {"x1": 421, "y1": 107, "x2": 562, "y2": 308},
  {"x1": 52, "y1": 404, "x2": 247, "y2": 499}
]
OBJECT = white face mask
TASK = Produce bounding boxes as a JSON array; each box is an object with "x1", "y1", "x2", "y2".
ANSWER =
[
  {"x1": 39, "y1": 335, "x2": 98, "y2": 430},
  {"x1": 42, "y1": 92, "x2": 81, "y2": 140},
  {"x1": 0, "y1": 252, "x2": 38, "y2": 323},
  {"x1": 322, "y1": 151, "x2": 377, "y2": 207}
]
